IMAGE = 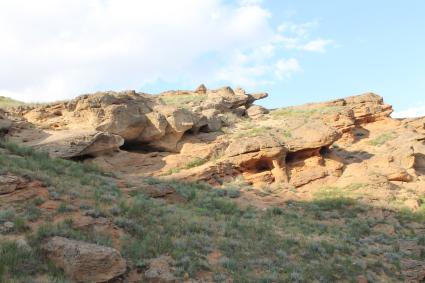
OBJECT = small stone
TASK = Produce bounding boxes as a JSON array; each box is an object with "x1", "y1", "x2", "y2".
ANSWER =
[
  {"x1": 144, "y1": 255, "x2": 176, "y2": 282},
  {"x1": 3, "y1": 221, "x2": 15, "y2": 231},
  {"x1": 372, "y1": 223, "x2": 395, "y2": 235},
  {"x1": 246, "y1": 105, "x2": 269, "y2": 118},
  {"x1": 357, "y1": 275, "x2": 368, "y2": 283}
]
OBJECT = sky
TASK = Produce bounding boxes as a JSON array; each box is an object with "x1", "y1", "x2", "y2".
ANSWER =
[{"x1": 0, "y1": 0, "x2": 424, "y2": 117}]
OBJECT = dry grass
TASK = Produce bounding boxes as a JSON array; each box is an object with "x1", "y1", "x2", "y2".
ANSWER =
[
  {"x1": 0, "y1": 97, "x2": 25, "y2": 109},
  {"x1": 1, "y1": 142, "x2": 424, "y2": 282},
  {"x1": 159, "y1": 94, "x2": 207, "y2": 107}
]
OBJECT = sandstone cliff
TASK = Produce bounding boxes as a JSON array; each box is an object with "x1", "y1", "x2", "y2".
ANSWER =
[{"x1": 1, "y1": 86, "x2": 424, "y2": 282}]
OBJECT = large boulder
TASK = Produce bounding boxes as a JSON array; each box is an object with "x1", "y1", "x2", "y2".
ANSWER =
[
  {"x1": 0, "y1": 174, "x2": 29, "y2": 195},
  {"x1": 285, "y1": 121, "x2": 341, "y2": 151},
  {"x1": 43, "y1": 236, "x2": 126, "y2": 283},
  {"x1": 246, "y1": 105, "x2": 269, "y2": 118},
  {"x1": 344, "y1": 92, "x2": 393, "y2": 123},
  {"x1": 33, "y1": 131, "x2": 124, "y2": 158},
  {"x1": 318, "y1": 92, "x2": 393, "y2": 128}
]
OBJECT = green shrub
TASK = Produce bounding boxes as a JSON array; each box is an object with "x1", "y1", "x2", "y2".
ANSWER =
[
  {"x1": 185, "y1": 158, "x2": 207, "y2": 169},
  {"x1": 368, "y1": 132, "x2": 397, "y2": 146},
  {"x1": 0, "y1": 240, "x2": 41, "y2": 281},
  {"x1": 25, "y1": 205, "x2": 42, "y2": 222}
]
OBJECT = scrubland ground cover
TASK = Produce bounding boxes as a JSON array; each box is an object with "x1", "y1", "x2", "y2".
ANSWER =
[{"x1": 1, "y1": 142, "x2": 424, "y2": 282}]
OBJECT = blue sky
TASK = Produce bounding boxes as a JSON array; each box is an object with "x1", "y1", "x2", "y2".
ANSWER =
[
  {"x1": 261, "y1": 0, "x2": 425, "y2": 116},
  {"x1": 0, "y1": 0, "x2": 424, "y2": 116}
]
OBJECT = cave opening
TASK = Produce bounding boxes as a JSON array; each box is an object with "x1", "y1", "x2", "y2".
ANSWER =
[
  {"x1": 319, "y1": 146, "x2": 330, "y2": 156},
  {"x1": 120, "y1": 141, "x2": 161, "y2": 153},
  {"x1": 254, "y1": 159, "x2": 273, "y2": 173},
  {"x1": 414, "y1": 153, "x2": 425, "y2": 175}
]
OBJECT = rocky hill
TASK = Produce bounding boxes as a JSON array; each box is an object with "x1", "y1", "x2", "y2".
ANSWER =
[{"x1": 1, "y1": 86, "x2": 424, "y2": 282}]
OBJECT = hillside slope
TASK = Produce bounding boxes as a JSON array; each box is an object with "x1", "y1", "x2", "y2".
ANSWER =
[
  {"x1": 1, "y1": 86, "x2": 425, "y2": 282},
  {"x1": 0, "y1": 96, "x2": 24, "y2": 108}
]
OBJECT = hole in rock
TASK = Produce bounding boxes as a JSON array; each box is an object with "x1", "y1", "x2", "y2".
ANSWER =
[
  {"x1": 285, "y1": 148, "x2": 321, "y2": 165},
  {"x1": 120, "y1": 141, "x2": 161, "y2": 153},
  {"x1": 414, "y1": 153, "x2": 425, "y2": 175},
  {"x1": 70, "y1": 154, "x2": 95, "y2": 162},
  {"x1": 254, "y1": 159, "x2": 273, "y2": 173},
  {"x1": 199, "y1": 125, "x2": 210, "y2": 133},
  {"x1": 319, "y1": 147, "x2": 330, "y2": 156}
]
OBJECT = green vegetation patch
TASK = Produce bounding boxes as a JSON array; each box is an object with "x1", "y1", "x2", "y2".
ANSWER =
[
  {"x1": 0, "y1": 142, "x2": 424, "y2": 282},
  {"x1": 185, "y1": 158, "x2": 208, "y2": 169},
  {"x1": 0, "y1": 240, "x2": 42, "y2": 281},
  {"x1": 0, "y1": 140, "x2": 121, "y2": 206},
  {"x1": 271, "y1": 105, "x2": 344, "y2": 119},
  {"x1": 0, "y1": 96, "x2": 25, "y2": 109},
  {"x1": 368, "y1": 132, "x2": 397, "y2": 146}
]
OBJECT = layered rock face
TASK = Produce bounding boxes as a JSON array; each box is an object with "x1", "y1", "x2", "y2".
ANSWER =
[
  {"x1": 5, "y1": 89, "x2": 403, "y2": 189},
  {"x1": 2, "y1": 88, "x2": 425, "y2": 282},
  {"x1": 163, "y1": 92, "x2": 396, "y2": 188},
  {"x1": 9, "y1": 86, "x2": 267, "y2": 155}
]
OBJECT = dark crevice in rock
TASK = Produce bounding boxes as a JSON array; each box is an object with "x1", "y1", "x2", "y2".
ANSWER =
[
  {"x1": 414, "y1": 153, "x2": 425, "y2": 175},
  {"x1": 70, "y1": 154, "x2": 96, "y2": 161},
  {"x1": 120, "y1": 141, "x2": 164, "y2": 153},
  {"x1": 319, "y1": 146, "x2": 330, "y2": 156}
]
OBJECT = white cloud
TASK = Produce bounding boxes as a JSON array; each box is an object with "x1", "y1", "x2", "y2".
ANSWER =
[
  {"x1": 275, "y1": 58, "x2": 301, "y2": 79},
  {"x1": 238, "y1": 0, "x2": 263, "y2": 6},
  {"x1": 276, "y1": 21, "x2": 333, "y2": 53},
  {"x1": 277, "y1": 22, "x2": 318, "y2": 37},
  {"x1": 392, "y1": 104, "x2": 425, "y2": 118},
  {"x1": 0, "y1": 0, "x2": 275, "y2": 102},
  {"x1": 0, "y1": 1, "x2": 331, "y2": 102},
  {"x1": 301, "y1": 39, "x2": 333, "y2": 53}
]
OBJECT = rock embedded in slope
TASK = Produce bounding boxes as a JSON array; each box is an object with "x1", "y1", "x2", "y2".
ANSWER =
[
  {"x1": 144, "y1": 255, "x2": 176, "y2": 282},
  {"x1": 0, "y1": 174, "x2": 29, "y2": 195},
  {"x1": 225, "y1": 136, "x2": 283, "y2": 157},
  {"x1": 246, "y1": 105, "x2": 269, "y2": 118},
  {"x1": 0, "y1": 109, "x2": 12, "y2": 134},
  {"x1": 285, "y1": 121, "x2": 341, "y2": 152},
  {"x1": 43, "y1": 236, "x2": 126, "y2": 283},
  {"x1": 33, "y1": 131, "x2": 125, "y2": 158}
]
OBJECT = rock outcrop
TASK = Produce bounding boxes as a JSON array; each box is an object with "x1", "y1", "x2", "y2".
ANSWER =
[
  {"x1": 4, "y1": 89, "x2": 413, "y2": 189},
  {"x1": 43, "y1": 236, "x2": 126, "y2": 283},
  {"x1": 10, "y1": 86, "x2": 267, "y2": 154},
  {"x1": 0, "y1": 173, "x2": 48, "y2": 203},
  {"x1": 1, "y1": 88, "x2": 425, "y2": 283},
  {"x1": 0, "y1": 174, "x2": 29, "y2": 195},
  {"x1": 315, "y1": 92, "x2": 393, "y2": 132}
]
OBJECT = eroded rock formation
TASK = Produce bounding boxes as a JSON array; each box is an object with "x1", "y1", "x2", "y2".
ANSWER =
[
  {"x1": 9, "y1": 86, "x2": 267, "y2": 154},
  {"x1": 2, "y1": 87, "x2": 425, "y2": 282},
  {"x1": 5, "y1": 88, "x2": 408, "y2": 190}
]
